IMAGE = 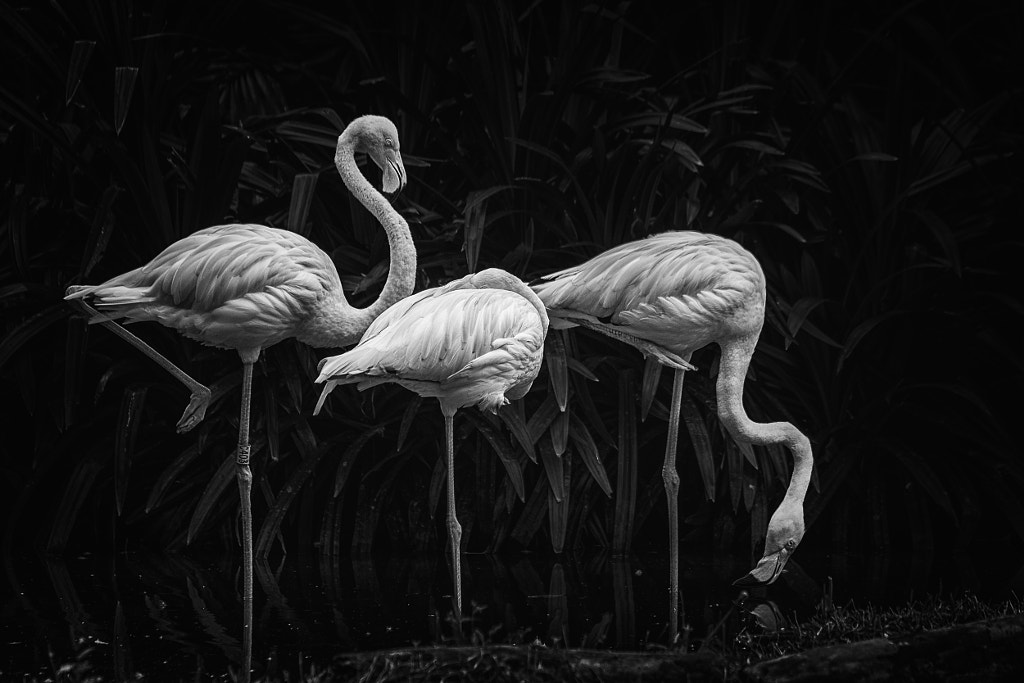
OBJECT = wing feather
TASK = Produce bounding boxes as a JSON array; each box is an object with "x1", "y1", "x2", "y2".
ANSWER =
[
  {"x1": 531, "y1": 230, "x2": 765, "y2": 351},
  {"x1": 66, "y1": 224, "x2": 341, "y2": 349},
  {"x1": 315, "y1": 280, "x2": 546, "y2": 414}
]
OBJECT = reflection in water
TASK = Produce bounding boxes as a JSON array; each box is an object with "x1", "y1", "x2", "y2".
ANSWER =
[{"x1": 1, "y1": 548, "x2": 1017, "y2": 679}]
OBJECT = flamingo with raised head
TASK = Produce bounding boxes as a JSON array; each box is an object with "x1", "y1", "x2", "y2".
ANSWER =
[
  {"x1": 314, "y1": 268, "x2": 549, "y2": 614},
  {"x1": 530, "y1": 230, "x2": 813, "y2": 633},
  {"x1": 64, "y1": 114, "x2": 416, "y2": 681}
]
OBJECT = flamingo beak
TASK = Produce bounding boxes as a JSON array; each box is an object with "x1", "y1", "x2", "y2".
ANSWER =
[
  {"x1": 380, "y1": 149, "x2": 406, "y2": 196},
  {"x1": 733, "y1": 546, "x2": 791, "y2": 586}
]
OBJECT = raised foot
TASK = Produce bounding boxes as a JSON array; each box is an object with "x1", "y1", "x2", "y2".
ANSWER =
[
  {"x1": 644, "y1": 346, "x2": 697, "y2": 372},
  {"x1": 176, "y1": 386, "x2": 212, "y2": 433}
]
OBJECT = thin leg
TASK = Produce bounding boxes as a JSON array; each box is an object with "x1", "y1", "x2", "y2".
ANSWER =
[
  {"x1": 71, "y1": 301, "x2": 211, "y2": 432},
  {"x1": 443, "y1": 410, "x2": 463, "y2": 617},
  {"x1": 236, "y1": 360, "x2": 255, "y2": 683},
  {"x1": 664, "y1": 367, "x2": 685, "y2": 643}
]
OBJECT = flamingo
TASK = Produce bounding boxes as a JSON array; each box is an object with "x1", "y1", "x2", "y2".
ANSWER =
[
  {"x1": 313, "y1": 268, "x2": 549, "y2": 614},
  {"x1": 530, "y1": 230, "x2": 813, "y2": 632},
  {"x1": 63, "y1": 114, "x2": 416, "y2": 680}
]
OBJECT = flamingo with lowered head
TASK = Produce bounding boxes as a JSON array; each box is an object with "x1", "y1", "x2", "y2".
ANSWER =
[
  {"x1": 64, "y1": 115, "x2": 416, "y2": 680},
  {"x1": 530, "y1": 230, "x2": 813, "y2": 633},
  {"x1": 314, "y1": 268, "x2": 549, "y2": 614}
]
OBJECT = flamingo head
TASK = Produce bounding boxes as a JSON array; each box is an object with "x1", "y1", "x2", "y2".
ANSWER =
[
  {"x1": 734, "y1": 498, "x2": 804, "y2": 586},
  {"x1": 349, "y1": 115, "x2": 407, "y2": 195}
]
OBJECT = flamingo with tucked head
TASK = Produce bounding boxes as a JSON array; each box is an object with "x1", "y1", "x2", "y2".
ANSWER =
[
  {"x1": 64, "y1": 114, "x2": 416, "y2": 681},
  {"x1": 530, "y1": 230, "x2": 812, "y2": 633},
  {"x1": 314, "y1": 268, "x2": 549, "y2": 614}
]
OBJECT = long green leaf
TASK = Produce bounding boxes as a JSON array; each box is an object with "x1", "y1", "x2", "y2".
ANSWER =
[
  {"x1": 114, "y1": 387, "x2": 148, "y2": 516},
  {"x1": 680, "y1": 394, "x2": 715, "y2": 502},
  {"x1": 47, "y1": 457, "x2": 103, "y2": 553},
  {"x1": 81, "y1": 185, "x2": 121, "y2": 278},
  {"x1": 838, "y1": 311, "x2": 904, "y2": 372},
  {"x1": 612, "y1": 371, "x2": 637, "y2": 554},
  {"x1": 525, "y1": 394, "x2": 561, "y2": 446},
  {"x1": 544, "y1": 330, "x2": 569, "y2": 411},
  {"x1": 539, "y1": 437, "x2": 565, "y2": 503},
  {"x1": 607, "y1": 112, "x2": 708, "y2": 135},
  {"x1": 547, "y1": 454, "x2": 571, "y2": 553},
  {"x1": 639, "y1": 356, "x2": 662, "y2": 422},
  {"x1": 510, "y1": 473, "x2": 551, "y2": 546},
  {"x1": 257, "y1": 428, "x2": 347, "y2": 559},
  {"x1": 396, "y1": 396, "x2": 423, "y2": 452},
  {"x1": 568, "y1": 413, "x2": 612, "y2": 497},
  {"x1": 726, "y1": 440, "x2": 743, "y2": 513},
  {"x1": 146, "y1": 443, "x2": 201, "y2": 512},
  {"x1": 0, "y1": 305, "x2": 68, "y2": 372},
  {"x1": 333, "y1": 426, "x2": 384, "y2": 497},
  {"x1": 187, "y1": 451, "x2": 247, "y2": 544},
  {"x1": 65, "y1": 40, "x2": 95, "y2": 105},
  {"x1": 498, "y1": 400, "x2": 535, "y2": 462},
  {"x1": 287, "y1": 173, "x2": 319, "y2": 236},
  {"x1": 550, "y1": 410, "x2": 569, "y2": 456},
  {"x1": 464, "y1": 189, "x2": 490, "y2": 272},
  {"x1": 464, "y1": 411, "x2": 525, "y2": 502},
  {"x1": 113, "y1": 66, "x2": 138, "y2": 135}
]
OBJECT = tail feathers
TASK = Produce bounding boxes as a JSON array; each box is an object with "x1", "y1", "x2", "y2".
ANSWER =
[
  {"x1": 313, "y1": 380, "x2": 339, "y2": 415},
  {"x1": 64, "y1": 295, "x2": 120, "y2": 325},
  {"x1": 315, "y1": 355, "x2": 363, "y2": 383},
  {"x1": 65, "y1": 283, "x2": 156, "y2": 307},
  {"x1": 92, "y1": 287, "x2": 157, "y2": 308},
  {"x1": 312, "y1": 372, "x2": 391, "y2": 415},
  {"x1": 64, "y1": 284, "x2": 92, "y2": 299},
  {"x1": 477, "y1": 393, "x2": 509, "y2": 414},
  {"x1": 314, "y1": 350, "x2": 379, "y2": 414}
]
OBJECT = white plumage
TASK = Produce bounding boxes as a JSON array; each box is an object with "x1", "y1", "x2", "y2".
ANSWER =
[
  {"x1": 531, "y1": 230, "x2": 813, "y2": 633},
  {"x1": 68, "y1": 224, "x2": 346, "y2": 350},
  {"x1": 315, "y1": 268, "x2": 549, "y2": 614},
  {"x1": 63, "y1": 114, "x2": 415, "y2": 680}
]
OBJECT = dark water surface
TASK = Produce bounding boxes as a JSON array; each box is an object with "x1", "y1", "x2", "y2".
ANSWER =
[{"x1": 2, "y1": 547, "x2": 1019, "y2": 680}]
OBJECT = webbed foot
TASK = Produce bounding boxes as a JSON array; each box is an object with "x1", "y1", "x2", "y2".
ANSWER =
[{"x1": 176, "y1": 386, "x2": 212, "y2": 433}]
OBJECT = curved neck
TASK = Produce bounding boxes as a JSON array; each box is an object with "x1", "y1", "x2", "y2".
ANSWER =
[
  {"x1": 716, "y1": 335, "x2": 813, "y2": 508},
  {"x1": 333, "y1": 134, "x2": 417, "y2": 334},
  {"x1": 509, "y1": 279, "x2": 550, "y2": 336}
]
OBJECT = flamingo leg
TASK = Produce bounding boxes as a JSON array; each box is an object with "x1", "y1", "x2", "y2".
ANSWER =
[
  {"x1": 664, "y1": 366, "x2": 686, "y2": 643},
  {"x1": 236, "y1": 358, "x2": 255, "y2": 683},
  {"x1": 443, "y1": 409, "x2": 463, "y2": 617},
  {"x1": 70, "y1": 300, "x2": 211, "y2": 433}
]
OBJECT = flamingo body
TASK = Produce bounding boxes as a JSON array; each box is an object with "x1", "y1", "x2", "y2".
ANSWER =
[
  {"x1": 533, "y1": 231, "x2": 765, "y2": 355},
  {"x1": 316, "y1": 271, "x2": 547, "y2": 412},
  {"x1": 66, "y1": 223, "x2": 356, "y2": 353},
  {"x1": 63, "y1": 114, "x2": 416, "y2": 682},
  {"x1": 315, "y1": 268, "x2": 549, "y2": 613},
  {"x1": 531, "y1": 230, "x2": 812, "y2": 608}
]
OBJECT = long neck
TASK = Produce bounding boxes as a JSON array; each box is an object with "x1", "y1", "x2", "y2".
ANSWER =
[
  {"x1": 323, "y1": 135, "x2": 416, "y2": 342},
  {"x1": 509, "y1": 278, "x2": 550, "y2": 336},
  {"x1": 716, "y1": 335, "x2": 813, "y2": 508}
]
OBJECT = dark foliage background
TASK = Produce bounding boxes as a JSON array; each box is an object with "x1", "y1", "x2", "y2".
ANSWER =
[{"x1": 1, "y1": 0, "x2": 1021, "y2": 579}]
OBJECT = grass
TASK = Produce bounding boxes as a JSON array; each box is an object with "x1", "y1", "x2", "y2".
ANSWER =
[
  {"x1": 25, "y1": 589, "x2": 1023, "y2": 682},
  {"x1": 729, "y1": 583, "x2": 1024, "y2": 665}
]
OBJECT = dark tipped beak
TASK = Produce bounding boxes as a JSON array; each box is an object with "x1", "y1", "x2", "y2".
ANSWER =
[
  {"x1": 382, "y1": 150, "x2": 406, "y2": 196},
  {"x1": 734, "y1": 549, "x2": 789, "y2": 586}
]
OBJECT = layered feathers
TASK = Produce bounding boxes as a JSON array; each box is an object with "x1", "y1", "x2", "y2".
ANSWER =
[
  {"x1": 315, "y1": 269, "x2": 548, "y2": 416},
  {"x1": 65, "y1": 224, "x2": 345, "y2": 351},
  {"x1": 531, "y1": 231, "x2": 766, "y2": 353}
]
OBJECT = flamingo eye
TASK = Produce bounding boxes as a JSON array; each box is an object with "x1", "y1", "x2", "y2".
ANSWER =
[
  {"x1": 384, "y1": 137, "x2": 394, "y2": 148},
  {"x1": 785, "y1": 539, "x2": 796, "y2": 550}
]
